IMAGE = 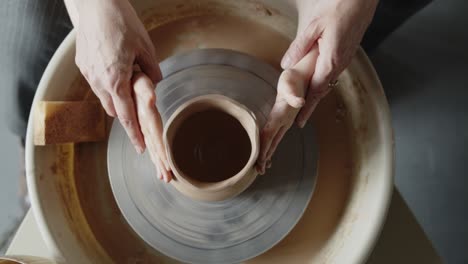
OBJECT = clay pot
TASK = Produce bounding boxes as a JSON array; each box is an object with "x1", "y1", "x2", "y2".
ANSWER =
[{"x1": 164, "y1": 94, "x2": 259, "y2": 201}]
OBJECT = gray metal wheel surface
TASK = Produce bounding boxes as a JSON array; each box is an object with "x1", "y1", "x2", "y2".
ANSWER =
[{"x1": 107, "y1": 49, "x2": 318, "y2": 263}]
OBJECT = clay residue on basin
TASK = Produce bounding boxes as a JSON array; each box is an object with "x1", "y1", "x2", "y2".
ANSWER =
[
  {"x1": 148, "y1": 14, "x2": 291, "y2": 69},
  {"x1": 248, "y1": 91, "x2": 353, "y2": 263}
]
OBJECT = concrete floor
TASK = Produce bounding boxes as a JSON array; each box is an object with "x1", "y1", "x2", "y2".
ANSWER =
[
  {"x1": 370, "y1": 0, "x2": 468, "y2": 263},
  {"x1": 0, "y1": 95, "x2": 22, "y2": 254},
  {"x1": 0, "y1": 0, "x2": 467, "y2": 262}
]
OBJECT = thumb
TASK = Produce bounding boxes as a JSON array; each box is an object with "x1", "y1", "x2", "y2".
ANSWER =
[
  {"x1": 278, "y1": 48, "x2": 320, "y2": 108},
  {"x1": 278, "y1": 69, "x2": 306, "y2": 108}
]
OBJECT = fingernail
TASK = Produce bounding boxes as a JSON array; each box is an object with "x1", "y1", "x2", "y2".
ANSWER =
[{"x1": 266, "y1": 160, "x2": 272, "y2": 169}]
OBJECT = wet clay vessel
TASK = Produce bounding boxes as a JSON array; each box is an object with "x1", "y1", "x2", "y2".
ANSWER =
[
  {"x1": 107, "y1": 49, "x2": 318, "y2": 263},
  {"x1": 164, "y1": 94, "x2": 260, "y2": 201}
]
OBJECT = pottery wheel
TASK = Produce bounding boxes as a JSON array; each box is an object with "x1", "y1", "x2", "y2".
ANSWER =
[{"x1": 108, "y1": 49, "x2": 318, "y2": 263}]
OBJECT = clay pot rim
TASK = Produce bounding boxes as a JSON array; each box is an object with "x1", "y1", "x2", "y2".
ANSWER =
[{"x1": 163, "y1": 94, "x2": 259, "y2": 193}]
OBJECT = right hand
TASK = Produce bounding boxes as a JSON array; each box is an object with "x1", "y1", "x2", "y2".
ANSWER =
[{"x1": 74, "y1": 0, "x2": 172, "y2": 182}]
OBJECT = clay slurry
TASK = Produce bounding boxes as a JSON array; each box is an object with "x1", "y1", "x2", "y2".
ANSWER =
[{"x1": 172, "y1": 109, "x2": 252, "y2": 183}]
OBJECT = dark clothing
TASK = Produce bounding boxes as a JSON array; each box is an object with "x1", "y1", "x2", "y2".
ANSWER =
[{"x1": 0, "y1": 0, "x2": 72, "y2": 137}]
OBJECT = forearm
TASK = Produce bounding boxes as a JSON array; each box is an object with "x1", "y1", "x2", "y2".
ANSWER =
[{"x1": 64, "y1": 0, "x2": 131, "y2": 28}]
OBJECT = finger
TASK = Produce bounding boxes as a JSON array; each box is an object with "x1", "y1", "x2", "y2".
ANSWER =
[
  {"x1": 77, "y1": 66, "x2": 117, "y2": 117},
  {"x1": 147, "y1": 147, "x2": 171, "y2": 182},
  {"x1": 95, "y1": 90, "x2": 117, "y2": 117},
  {"x1": 136, "y1": 51, "x2": 162, "y2": 85},
  {"x1": 256, "y1": 163, "x2": 263, "y2": 175},
  {"x1": 296, "y1": 45, "x2": 335, "y2": 128},
  {"x1": 277, "y1": 69, "x2": 305, "y2": 108},
  {"x1": 258, "y1": 97, "x2": 288, "y2": 174},
  {"x1": 259, "y1": 106, "x2": 284, "y2": 163},
  {"x1": 132, "y1": 72, "x2": 170, "y2": 171},
  {"x1": 266, "y1": 126, "x2": 289, "y2": 162},
  {"x1": 156, "y1": 156, "x2": 172, "y2": 183},
  {"x1": 112, "y1": 79, "x2": 146, "y2": 154},
  {"x1": 278, "y1": 49, "x2": 320, "y2": 108},
  {"x1": 281, "y1": 21, "x2": 322, "y2": 69},
  {"x1": 258, "y1": 124, "x2": 280, "y2": 175}
]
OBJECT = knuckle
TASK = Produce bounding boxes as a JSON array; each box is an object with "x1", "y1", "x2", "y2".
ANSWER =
[
  {"x1": 146, "y1": 91, "x2": 156, "y2": 105},
  {"x1": 107, "y1": 72, "x2": 121, "y2": 93},
  {"x1": 119, "y1": 117, "x2": 136, "y2": 129},
  {"x1": 290, "y1": 42, "x2": 304, "y2": 59},
  {"x1": 137, "y1": 90, "x2": 156, "y2": 107},
  {"x1": 106, "y1": 69, "x2": 131, "y2": 96},
  {"x1": 280, "y1": 69, "x2": 301, "y2": 86},
  {"x1": 111, "y1": 83, "x2": 130, "y2": 98}
]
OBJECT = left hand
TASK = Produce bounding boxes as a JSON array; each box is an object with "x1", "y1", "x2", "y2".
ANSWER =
[{"x1": 257, "y1": 0, "x2": 378, "y2": 173}]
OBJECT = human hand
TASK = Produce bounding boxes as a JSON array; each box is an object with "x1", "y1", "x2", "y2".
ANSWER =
[
  {"x1": 257, "y1": 49, "x2": 319, "y2": 174},
  {"x1": 282, "y1": 0, "x2": 378, "y2": 127},
  {"x1": 74, "y1": 0, "x2": 172, "y2": 181},
  {"x1": 258, "y1": 0, "x2": 377, "y2": 173},
  {"x1": 133, "y1": 72, "x2": 172, "y2": 182}
]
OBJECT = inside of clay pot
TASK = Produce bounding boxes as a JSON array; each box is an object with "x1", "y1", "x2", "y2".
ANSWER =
[
  {"x1": 166, "y1": 96, "x2": 258, "y2": 186},
  {"x1": 172, "y1": 109, "x2": 251, "y2": 182}
]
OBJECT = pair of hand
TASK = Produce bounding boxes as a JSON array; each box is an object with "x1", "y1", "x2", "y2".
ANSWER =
[{"x1": 69, "y1": 0, "x2": 377, "y2": 180}]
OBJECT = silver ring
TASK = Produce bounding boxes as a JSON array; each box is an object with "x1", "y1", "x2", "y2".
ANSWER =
[{"x1": 328, "y1": 80, "x2": 339, "y2": 89}]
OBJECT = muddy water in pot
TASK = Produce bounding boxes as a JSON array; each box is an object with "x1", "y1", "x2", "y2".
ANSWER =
[{"x1": 71, "y1": 14, "x2": 353, "y2": 262}]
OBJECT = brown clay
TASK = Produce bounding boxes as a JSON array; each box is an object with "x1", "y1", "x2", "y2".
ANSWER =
[
  {"x1": 164, "y1": 95, "x2": 259, "y2": 201},
  {"x1": 171, "y1": 109, "x2": 251, "y2": 183}
]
